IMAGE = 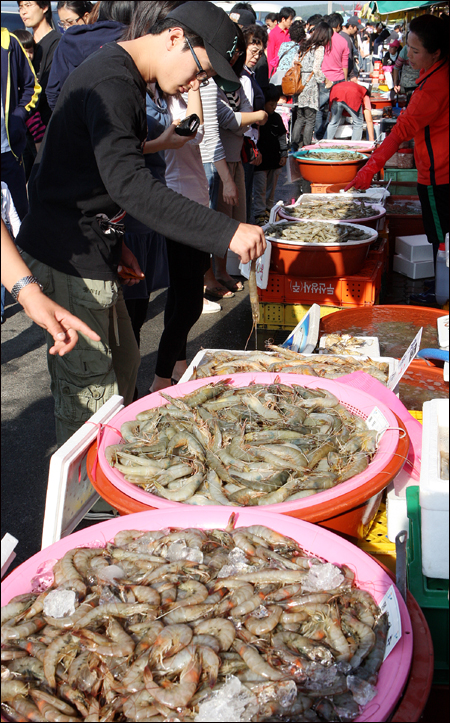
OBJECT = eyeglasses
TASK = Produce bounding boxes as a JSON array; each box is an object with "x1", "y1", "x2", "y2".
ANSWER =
[
  {"x1": 184, "y1": 36, "x2": 210, "y2": 87},
  {"x1": 58, "y1": 17, "x2": 82, "y2": 29},
  {"x1": 18, "y1": 2, "x2": 37, "y2": 11}
]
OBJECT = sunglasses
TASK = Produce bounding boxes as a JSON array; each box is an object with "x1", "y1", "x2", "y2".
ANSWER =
[{"x1": 185, "y1": 36, "x2": 210, "y2": 87}]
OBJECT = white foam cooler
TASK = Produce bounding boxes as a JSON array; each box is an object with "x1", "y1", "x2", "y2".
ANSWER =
[
  {"x1": 419, "y1": 399, "x2": 449, "y2": 579},
  {"x1": 395, "y1": 234, "x2": 433, "y2": 263},
  {"x1": 393, "y1": 254, "x2": 435, "y2": 280}
]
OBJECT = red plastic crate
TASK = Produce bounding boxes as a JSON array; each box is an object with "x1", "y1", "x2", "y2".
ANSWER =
[
  {"x1": 283, "y1": 259, "x2": 382, "y2": 307},
  {"x1": 257, "y1": 274, "x2": 285, "y2": 302},
  {"x1": 310, "y1": 181, "x2": 349, "y2": 194},
  {"x1": 367, "y1": 237, "x2": 388, "y2": 269},
  {"x1": 340, "y1": 260, "x2": 382, "y2": 306}
]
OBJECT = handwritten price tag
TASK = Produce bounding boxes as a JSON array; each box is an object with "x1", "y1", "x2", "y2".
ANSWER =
[
  {"x1": 380, "y1": 585, "x2": 402, "y2": 661},
  {"x1": 388, "y1": 327, "x2": 423, "y2": 390}
]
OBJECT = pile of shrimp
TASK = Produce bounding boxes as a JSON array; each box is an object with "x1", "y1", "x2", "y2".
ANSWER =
[
  {"x1": 1, "y1": 519, "x2": 388, "y2": 722},
  {"x1": 282, "y1": 198, "x2": 378, "y2": 221},
  {"x1": 190, "y1": 347, "x2": 390, "y2": 384},
  {"x1": 105, "y1": 380, "x2": 379, "y2": 506},
  {"x1": 264, "y1": 222, "x2": 371, "y2": 245}
]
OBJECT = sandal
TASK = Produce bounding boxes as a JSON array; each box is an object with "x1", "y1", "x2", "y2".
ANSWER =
[
  {"x1": 216, "y1": 277, "x2": 244, "y2": 293},
  {"x1": 204, "y1": 285, "x2": 235, "y2": 299}
]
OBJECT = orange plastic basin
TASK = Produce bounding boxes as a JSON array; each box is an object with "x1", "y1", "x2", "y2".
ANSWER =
[
  {"x1": 295, "y1": 156, "x2": 367, "y2": 183},
  {"x1": 269, "y1": 239, "x2": 372, "y2": 277},
  {"x1": 87, "y1": 414, "x2": 410, "y2": 540}
]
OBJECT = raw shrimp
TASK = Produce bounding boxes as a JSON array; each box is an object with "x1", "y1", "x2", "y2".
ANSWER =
[
  {"x1": 144, "y1": 650, "x2": 201, "y2": 709},
  {"x1": 233, "y1": 640, "x2": 285, "y2": 680},
  {"x1": 244, "y1": 604, "x2": 283, "y2": 636},
  {"x1": 193, "y1": 618, "x2": 236, "y2": 651},
  {"x1": 148, "y1": 624, "x2": 193, "y2": 666},
  {"x1": 341, "y1": 611, "x2": 376, "y2": 668}
]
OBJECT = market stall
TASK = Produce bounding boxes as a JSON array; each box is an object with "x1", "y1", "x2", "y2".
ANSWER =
[{"x1": 2, "y1": 12, "x2": 448, "y2": 721}]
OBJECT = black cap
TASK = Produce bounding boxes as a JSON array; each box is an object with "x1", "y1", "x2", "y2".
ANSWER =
[
  {"x1": 229, "y1": 9, "x2": 256, "y2": 28},
  {"x1": 166, "y1": 1, "x2": 241, "y2": 92},
  {"x1": 346, "y1": 16, "x2": 362, "y2": 27}
]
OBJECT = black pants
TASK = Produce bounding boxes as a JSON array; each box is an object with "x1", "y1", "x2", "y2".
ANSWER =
[
  {"x1": 154, "y1": 239, "x2": 210, "y2": 379},
  {"x1": 417, "y1": 183, "x2": 449, "y2": 263},
  {"x1": 125, "y1": 298, "x2": 150, "y2": 348},
  {"x1": 292, "y1": 107, "x2": 316, "y2": 148}
]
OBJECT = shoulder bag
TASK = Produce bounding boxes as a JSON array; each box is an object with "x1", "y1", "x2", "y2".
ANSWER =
[{"x1": 282, "y1": 53, "x2": 313, "y2": 96}]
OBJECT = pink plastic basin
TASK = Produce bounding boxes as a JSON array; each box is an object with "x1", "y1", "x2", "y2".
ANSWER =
[
  {"x1": 97, "y1": 373, "x2": 401, "y2": 518},
  {"x1": 1, "y1": 508, "x2": 413, "y2": 723}
]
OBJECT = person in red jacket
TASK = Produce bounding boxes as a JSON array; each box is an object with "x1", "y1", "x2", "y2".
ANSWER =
[{"x1": 346, "y1": 14, "x2": 449, "y2": 300}]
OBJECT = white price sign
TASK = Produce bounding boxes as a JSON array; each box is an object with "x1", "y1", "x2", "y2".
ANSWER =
[
  {"x1": 388, "y1": 327, "x2": 423, "y2": 390},
  {"x1": 380, "y1": 585, "x2": 402, "y2": 661},
  {"x1": 366, "y1": 407, "x2": 390, "y2": 435}
]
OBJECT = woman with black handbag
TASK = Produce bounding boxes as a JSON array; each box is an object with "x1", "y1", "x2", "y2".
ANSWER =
[{"x1": 290, "y1": 21, "x2": 333, "y2": 151}]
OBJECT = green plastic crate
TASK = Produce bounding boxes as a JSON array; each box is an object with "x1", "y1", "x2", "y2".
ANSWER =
[
  {"x1": 406, "y1": 486, "x2": 449, "y2": 685},
  {"x1": 383, "y1": 168, "x2": 418, "y2": 195}
]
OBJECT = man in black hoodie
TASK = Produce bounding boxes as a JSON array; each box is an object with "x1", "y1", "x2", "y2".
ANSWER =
[
  {"x1": 17, "y1": 2, "x2": 265, "y2": 445},
  {"x1": 46, "y1": 0, "x2": 136, "y2": 110}
]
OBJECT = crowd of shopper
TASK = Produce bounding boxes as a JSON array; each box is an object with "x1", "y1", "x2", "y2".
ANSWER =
[{"x1": 1, "y1": 1, "x2": 449, "y2": 447}]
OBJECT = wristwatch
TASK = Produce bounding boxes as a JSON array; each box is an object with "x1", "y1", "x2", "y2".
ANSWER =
[{"x1": 10, "y1": 275, "x2": 43, "y2": 302}]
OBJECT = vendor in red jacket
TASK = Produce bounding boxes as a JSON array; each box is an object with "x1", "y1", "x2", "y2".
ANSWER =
[{"x1": 347, "y1": 14, "x2": 449, "y2": 277}]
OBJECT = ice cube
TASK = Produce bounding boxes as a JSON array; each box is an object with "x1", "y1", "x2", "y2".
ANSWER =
[
  {"x1": 347, "y1": 675, "x2": 378, "y2": 706},
  {"x1": 301, "y1": 562, "x2": 344, "y2": 592},
  {"x1": 97, "y1": 565, "x2": 124, "y2": 582},
  {"x1": 43, "y1": 589, "x2": 76, "y2": 618},
  {"x1": 195, "y1": 676, "x2": 259, "y2": 722},
  {"x1": 218, "y1": 548, "x2": 252, "y2": 578},
  {"x1": 166, "y1": 541, "x2": 203, "y2": 564}
]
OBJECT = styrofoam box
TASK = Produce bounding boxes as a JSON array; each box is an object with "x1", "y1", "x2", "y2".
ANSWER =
[
  {"x1": 393, "y1": 254, "x2": 435, "y2": 280},
  {"x1": 334, "y1": 125, "x2": 353, "y2": 138},
  {"x1": 420, "y1": 399, "x2": 449, "y2": 579},
  {"x1": 178, "y1": 348, "x2": 398, "y2": 386},
  {"x1": 395, "y1": 234, "x2": 433, "y2": 263}
]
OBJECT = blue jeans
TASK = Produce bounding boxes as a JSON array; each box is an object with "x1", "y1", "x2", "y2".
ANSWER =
[
  {"x1": 1, "y1": 284, "x2": 5, "y2": 320},
  {"x1": 203, "y1": 162, "x2": 220, "y2": 211},
  {"x1": 326, "y1": 101, "x2": 364, "y2": 141},
  {"x1": 314, "y1": 79, "x2": 346, "y2": 140}
]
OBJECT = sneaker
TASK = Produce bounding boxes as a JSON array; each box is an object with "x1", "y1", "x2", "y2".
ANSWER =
[
  {"x1": 202, "y1": 298, "x2": 221, "y2": 314},
  {"x1": 410, "y1": 289, "x2": 436, "y2": 304}
]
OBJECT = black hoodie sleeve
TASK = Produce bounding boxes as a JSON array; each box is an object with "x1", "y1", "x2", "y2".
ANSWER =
[{"x1": 86, "y1": 76, "x2": 238, "y2": 257}]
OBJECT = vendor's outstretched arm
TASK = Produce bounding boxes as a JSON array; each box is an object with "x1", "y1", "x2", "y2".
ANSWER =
[{"x1": 345, "y1": 131, "x2": 401, "y2": 190}]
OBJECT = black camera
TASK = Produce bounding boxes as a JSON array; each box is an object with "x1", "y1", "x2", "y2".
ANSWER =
[{"x1": 174, "y1": 113, "x2": 201, "y2": 136}]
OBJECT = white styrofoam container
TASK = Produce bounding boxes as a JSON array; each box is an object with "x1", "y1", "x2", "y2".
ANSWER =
[
  {"x1": 420, "y1": 399, "x2": 449, "y2": 579},
  {"x1": 178, "y1": 348, "x2": 397, "y2": 386},
  {"x1": 395, "y1": 234, "x2": 433, "y2": 263},
  {"x1": 334, "y1": 125, "x2": 353, "y2": 138},
  {"x1": 393, "y1": 254, "x2": 435, "y2": 280}
]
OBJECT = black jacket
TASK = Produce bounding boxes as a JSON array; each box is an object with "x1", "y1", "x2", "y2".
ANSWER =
[
  {"x1": 257, "y1": 112, "x2": 288, "y2": 170},
  {"x1": 18, "y1": 44, "x2": 239, "y2": 280}
]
